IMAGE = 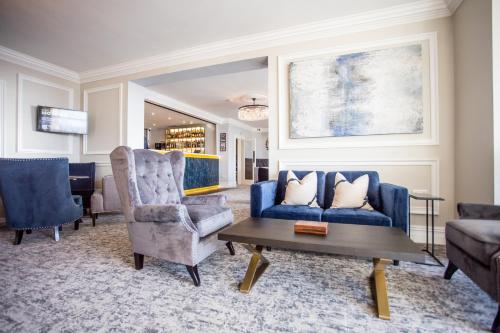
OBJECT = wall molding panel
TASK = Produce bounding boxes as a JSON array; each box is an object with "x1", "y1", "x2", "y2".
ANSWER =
[
  {"x1": 278, "y1": 159, "x2": 440, "y2": 215},
  {"x1": 83, "y1": 83, "x2": 123, "y2": 155},
  {"x1": 16, "y1": 73, "x2": 74, "y2": 155},
  {"x1": 277, "y1": 32, "x2": 439, "y2": 150}
]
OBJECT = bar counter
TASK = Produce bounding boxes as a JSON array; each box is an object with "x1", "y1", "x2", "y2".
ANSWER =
[{"x1": 152, "y1": 150, "x2": 219, "y2": 195}]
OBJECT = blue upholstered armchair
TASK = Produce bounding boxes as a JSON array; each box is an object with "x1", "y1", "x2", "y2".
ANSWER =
[
  {"x1": 0, "y1": 158, "x2": 83, "y2": 244},
  {"x1": 251, "y1": 170, "x2": 409, "y2": 233}
]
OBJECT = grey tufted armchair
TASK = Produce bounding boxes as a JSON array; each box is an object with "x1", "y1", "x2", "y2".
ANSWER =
[{"x1": 110, "y1": 146, "x2": 234, "y2": 286}]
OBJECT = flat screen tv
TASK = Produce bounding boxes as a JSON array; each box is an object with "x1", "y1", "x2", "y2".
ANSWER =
[{"x1": 36, "y1": 106, "x2": 88, "y2": 135}]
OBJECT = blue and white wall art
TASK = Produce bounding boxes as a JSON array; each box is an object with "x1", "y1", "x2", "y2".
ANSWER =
[{"x1": 289, "y1": 44, "x2": 424, "y2": 139}]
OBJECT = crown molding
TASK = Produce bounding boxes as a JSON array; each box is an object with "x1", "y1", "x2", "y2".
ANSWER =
[
  {"x1": 0, "y1": 0, "x2": 455, "y2": 84},
  {"x1": 0, "y1": 45, "x2": 80, "y2": 83},
  {"x1": 444, "y1": 0, "x2": 463, "y2": 14},
  {"x1": 79, "y1": 0, "x2": 453, "y2": 83}
]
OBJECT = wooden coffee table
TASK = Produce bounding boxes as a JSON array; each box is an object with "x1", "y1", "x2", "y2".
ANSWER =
[{"x1": 218, "y1": 217, "x2": 425, "y2": 320}]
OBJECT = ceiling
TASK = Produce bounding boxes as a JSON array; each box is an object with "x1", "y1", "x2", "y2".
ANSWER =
[
  {"x1": 142, "y1": 59, "x2": 268, "y2": 129},
  {"x1": 0, "y1": 0, "x2": 417, "y2": 72},
  {"x1": 144, "y1": 102, "x2": 214, "y2": 129}
]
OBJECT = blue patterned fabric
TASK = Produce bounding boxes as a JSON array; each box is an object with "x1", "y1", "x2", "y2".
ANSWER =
[
  {"x1": 184, "y1": 157, "x2": 219, "y2": 190},
  {"x1": 275, "y1": 171, "x2": 326, "y2": 207},
  {"x1": 324, "y1": 171, "x2": 381, "y2": 210},
  {"x1": 250, "y1": 170, "x2": 409, "y2": 232},
  {"x1": 0, "y1": 158, "x2": 83, "y2": 230},
  {"x1": 262, "y1": 205, "x2": 323, "y2": 221},
  {"x1": 322, "y1": 208, "x2": 391, "y2": 227}
]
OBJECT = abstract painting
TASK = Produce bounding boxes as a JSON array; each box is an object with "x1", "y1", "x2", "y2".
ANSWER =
[{"x1": 289, "y1": 44, "x2": 424, "y2": 138}]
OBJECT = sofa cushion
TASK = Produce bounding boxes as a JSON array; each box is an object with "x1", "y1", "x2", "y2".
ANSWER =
[
  {"x1": 446, "y1": 219, "x2": 500, "y2": 266},
  {"x1": 322, "y1": 208, "x2": 391, "y2": 227},
  {"x1": 186, "y1": 205, "x2": 233, "y2": 237},
  {"x1": 262, "y1": 205, "x2": 323, "y2": 221},
  {"x1": 282, "y1": 171, "x2": 320, "y2": 207},
  {"x1": 276, "y1": 171, "x2": 326, "y2": 208},
  {"x1": 325, "y1": 171, "x2": 381, "y2": 211},
  {"x1": 330, "y1": 173, "x2": 373, "y2": 210}
]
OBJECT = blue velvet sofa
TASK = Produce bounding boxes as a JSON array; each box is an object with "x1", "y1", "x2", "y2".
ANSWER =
[{"x1": 251, "y1": 171, "x2": 409, "y2": 233}]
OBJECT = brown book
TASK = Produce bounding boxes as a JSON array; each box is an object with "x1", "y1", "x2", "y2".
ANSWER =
[{"x1": 294, "y1": 220, "x2": 328, "y2": 236}]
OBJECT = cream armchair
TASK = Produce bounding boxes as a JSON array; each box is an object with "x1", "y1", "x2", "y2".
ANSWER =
[{"x1": 110, "y1": 146, "x2": 234, "y2": 286}]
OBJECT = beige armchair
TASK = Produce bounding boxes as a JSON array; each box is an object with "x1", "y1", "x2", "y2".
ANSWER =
[{"x1": 90, "y1": 175, "x2": 122, "y2": 226}]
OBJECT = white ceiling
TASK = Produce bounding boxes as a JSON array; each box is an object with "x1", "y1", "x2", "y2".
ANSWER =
[
  {"x1": 0, "y1": 0, "x2": 417, "y2": 72},
  {"x1": 144, "y1": 102, "x2": 214, "y2": 129},
  {"x1": 142, "y1": 59, "x2": 268, "y2": 129}
]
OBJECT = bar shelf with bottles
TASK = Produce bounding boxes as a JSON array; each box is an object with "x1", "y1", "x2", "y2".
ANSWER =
[{"x1": 154, "y1": 125, "x2": 206, "y2": 153}]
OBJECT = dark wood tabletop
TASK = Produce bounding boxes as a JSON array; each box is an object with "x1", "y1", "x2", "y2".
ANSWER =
[{"x1": 219, "y1": 218, "x2": 425, "y2": 263}]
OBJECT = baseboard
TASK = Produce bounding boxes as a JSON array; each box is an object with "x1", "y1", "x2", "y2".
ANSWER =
[
  {"x1": 220, "y1": 181, "x2": 237, "y2": 188},
  {"x1": 409, "y1": 225, "x2": 445, "y2": 245}
]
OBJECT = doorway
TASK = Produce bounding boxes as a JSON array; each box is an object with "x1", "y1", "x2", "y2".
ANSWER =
[{"x1": 236, "y1": 137, "x2": 256, "y2": 185}]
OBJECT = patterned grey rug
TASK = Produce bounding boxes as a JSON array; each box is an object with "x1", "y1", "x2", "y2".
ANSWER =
[{"x1": 0, "y1": 186, "x2": 497, "y2": 332}]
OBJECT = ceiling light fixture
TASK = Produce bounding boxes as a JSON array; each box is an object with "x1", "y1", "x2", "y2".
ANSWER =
[{"x1": 238, "y1": 98, "x2": 268, "y2": 121}]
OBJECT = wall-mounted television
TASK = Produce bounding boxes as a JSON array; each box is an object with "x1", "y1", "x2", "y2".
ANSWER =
[{"x1": 36, "y1": 106, "x2": 88, "y2": 135}]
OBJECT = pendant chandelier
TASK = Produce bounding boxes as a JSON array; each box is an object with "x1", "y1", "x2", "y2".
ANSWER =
[{"x1": 238, "y1": 98, "x2": 268, "y2": 121}]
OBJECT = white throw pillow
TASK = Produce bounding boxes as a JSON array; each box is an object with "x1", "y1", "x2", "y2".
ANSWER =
[
  {"x1": 331, "y1": 173, "x2": 373, "y2": 210},
  {"x1": 282, "y1": 171, "x2": 320, "y2": 207}
]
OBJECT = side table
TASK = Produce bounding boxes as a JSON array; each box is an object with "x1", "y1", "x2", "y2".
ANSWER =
[{"x1": 408, "y1": 194, "x2": 445, "y2": 266}]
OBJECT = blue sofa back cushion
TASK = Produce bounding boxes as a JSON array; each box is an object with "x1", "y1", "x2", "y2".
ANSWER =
[
  {"x1": 324, "y1": 171, "x2": 381, "y2": 211},
  {"x1": 275, "y1": 170, "x2": 326, "y2": 208}
]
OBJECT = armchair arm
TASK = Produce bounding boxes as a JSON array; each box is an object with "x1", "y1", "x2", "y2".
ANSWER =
[
  {"x1": 251, "y1": 180, "x2": 278, "y2": 218},
  {"x1": 380, "y1": 183, "x2": 409, "y2": 233},
  {"x1": 134, "y1": 204, "x2": 196, "y2": 232},
  {"x1": 182, "y1": 194, "x2": 227, "y2": 206},
  {"x1": 458, "y1": 203, "x2": 500, "y2": 220}
]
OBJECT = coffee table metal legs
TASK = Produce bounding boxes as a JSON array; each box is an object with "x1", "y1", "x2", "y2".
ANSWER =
[
  {"x1": 238, "y1": 249, "x2": 392, "y2": 320},
  {"x1": 239, "y1": 245, "x2": 269, "y2": 293},
  {"x1": 372, "y1": 258, "x2": 392, "y2": 320}
]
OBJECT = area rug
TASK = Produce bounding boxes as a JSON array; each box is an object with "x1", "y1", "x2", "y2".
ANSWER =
[{"x1": 0, "y1": 186, "x2": 496, "y2": 333}]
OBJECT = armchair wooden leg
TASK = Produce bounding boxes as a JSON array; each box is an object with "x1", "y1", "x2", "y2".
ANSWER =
[
  {"x1": 226, "y1": 241, "x2": 235, "y2": 255},
  {"x1": 492, "y1": 305, "x2": 500, "y2": 333},
  {"x1": 444, "y1": 261, "x2": 458, "y2": 280},
  {"x1": 134, "y1": 253, "x2": 144, "y2": 270},
  {"x1": 13, "y1": 230, "x2": 23, "y2": 245},
  {"x1": 186, "y1": 265, "x2": 200, "y2": 286},
  {"x1": 393, "y1": 260, "x2": 400, "y2": 266},
  {"x1": 92, "y1": 213, "x2": 97, "y2": 227},
  {"x1": 74, "y1": 219, "x2": 82, "y2": 230}
]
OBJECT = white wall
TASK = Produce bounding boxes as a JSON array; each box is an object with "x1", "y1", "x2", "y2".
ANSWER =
[
  {"x1": 453, "y1": 0, "x2": 494, "y2": 205},
  {"x1": 493, "y1": 0, "x2": 500, "y2": 203},
  {"x1": 255, "y1": 131, "x2": 268, "y2": 160},
  {"x1": 0, "y1": 59, "x2": 81, "y2": 160}
]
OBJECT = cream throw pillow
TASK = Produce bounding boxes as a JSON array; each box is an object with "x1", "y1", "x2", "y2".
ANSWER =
[
  {"x1": 331, "y1": 173, "x2": 373, "y2": 210},
  {"x1": 282, "y1": 171, "x2": 320, "y2": 207}
]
